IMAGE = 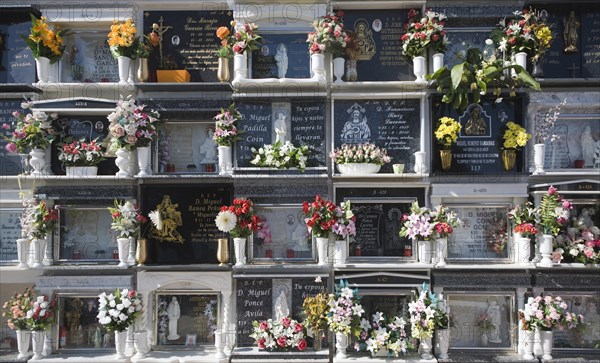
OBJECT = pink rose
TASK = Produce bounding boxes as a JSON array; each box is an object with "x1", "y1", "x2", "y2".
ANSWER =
[
  {"x1": 257, "y1": 338, "x2": 266, "y2": 349},
  {"x1": 276, "y1": 336, "x2": 287, "y2": 348},
  {"x1": 548, "y1": 186, "x2": 557, "y2": 195},
  {"x1": 293, "y1": 323, "x2": 303, "y2": 333},
  {"x1": 432, "y1": 34, "x2": 439, "y2": 42},
  {"x1": 281, "y1": 317, "x2": 291, "y2": 328},
  {"x1": 562, "y1": 200, "x2": 572, "y2": 209},
  {"x1": 297, "y1": 339, "x2": 307, "y2": 351},
  {"x1": 127, "y1": 135, "x2": 137, "y2": 144},
  {"x1": 1, "y1": 123, "x2": 9, "y2": 130},
  {"x1": 111, "y1": 124, "x2": 125, "y2": 137},
  {"x1": 5, "y1": 142, "x2": 17, "y2": 154},
  {"x1": 259, "y1": 321, "x2": 269, "y2": 330}
]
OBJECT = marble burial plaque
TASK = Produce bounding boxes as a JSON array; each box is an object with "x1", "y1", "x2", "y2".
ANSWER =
[
  {"x1": 342, "y1": 10, "x2": 411, "y2": 81},
  {"x1": 51, "y1": 116, "x2": 116, "y2": 175},
  {"x1": 0, "y1": 18, "x2": 36, "y2": 84},
  {"x1": 447, "y1": 293, "x2": 514, "y2": 349},
  {"x1": 251, "y1": 205, "x2": 313, "y2": 261},
  {"x1": 141, "y1": 184, "x2": 232, "y2": 264},
  {"x1": 0, "y1": 209, "x2": 22, "y2": 263},
  {"x1": 252, "y1": 34, "x2": 310, "y2": 79},
  {"x1": 58, "y1": 296, "x2": 114, "y2": 348},
  {"x1": 155, "y1": 293, "x2": 219, "y2": 345},
  {"x1": 447, "y1": 205, "x2": 511, "y2": 261},
  {"x1": 551, "y1": 294, "x2": 600, "y2": 349},
  {"x1": 543, "y1": 117, "x2": 600, "y2": 170},
  {"x1": 160, "y1": 122, "x2": 217, "y2": 173},
  {"x1": 143, "y1": 10, "x2": 234, "y2": 82},
  {"x1": 236, "y1": 278, "x2": 273, "y2": 347},
  {"x1": 0, "y1": 99, "x2": 24, "y2": 175},
  {"x1": 581, "y1": 9, "x2": 600, "y2": 78},
  {"x1": 432, "y1": 97, "x2": 523, "y2": 174},
  {"x1": 333, "y1": 99, "x2": 420, "y2": 173},
  {"x1": 58, "y1": 206, "x2": 118, "y2": 261},
  {"x1": 60, "y1": 32, "x2": 119, "y2": 82}
]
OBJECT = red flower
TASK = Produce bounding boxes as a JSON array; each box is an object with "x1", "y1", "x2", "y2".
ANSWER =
[
  {"x1": 277, "y1": 336, "x2": 287, "y2": 348},
  {"x1": 432, "y1": 34, "x2": 439, "y2": 42},
  {"x1": 414, "y1": 22, "x2": 422, "y2": 30},
  {"x1": 408, "y1": 9, "x2": 417, "y2": 18},
  {"x1": 548, "y1": 186, "x2": 557, "y2": 195},
  {"x1": 281, "y1": 317, "x2": 291, "y2": 328},
  {"x1": 259, "y1": 321, "x2": 269, "y2": 330},
  {"x1": 293, "y1": 323, "x2": 303, "y2": 333},
  {"x1": 297, "y1": 339, "x2": 307, "y2": 351},
  {"x1": 509, "y1": 37, "x2": 516, "y2": 45},
  {"x1": 257, "y1": 338, "x2": 266, "y2": 349}
]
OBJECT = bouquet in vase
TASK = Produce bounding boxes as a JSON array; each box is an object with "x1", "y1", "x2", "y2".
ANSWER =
[
  {"x1": 332, "y1": 201, "x2": 357, "y2": 239},
  {"x1": 215, "y1": 198, "x2": 259, "y2": 238},
  {"x1": 2, "y1": 287, "x2": 35, "y2": 330},
  {"x1": 213, "y1": 104, "x2": 242, "y2": 147},
  {"x1": 501, "y1": 121, "x2": 531, "y2": 150},
  {"x1": 107, "y1": 99, "x2": 161, "y2": 151},
  {"x1": 538, "y1": 186, "x2": 572, "y2": 236},
  {"x1": 302, "y1": 195, "x2": 337, "y2": 239},
  {"x1": 250, "y1": 141, "x2": 310, "y2": 171},
  {"x1": 554, "y1": 225, "x2": 600, "y2": 264},
  {"x1": 329, "y1": 143, "x2": 391, "y2": 165},
  {"x1": 326, "y1": 280, "x2": 364, "y2": 336},
  {"x1": 491, "y1": 9, "x2": 536, "y2": 57},
  {"x1": 508, "y1": 201, "x2": 539, "y2": 237},
  {"x1": 430, "y1": 204, "x2": 461, "y2": 239},
  {"x1": 250, "y1": 317, "x2": 307, "y2": 351},
  {"x1": 302, "y1": 276, "x2": 328, "y2": 337},
  {"x1": 26, "y1": 295, "x2": 57, "y2": 331},
  {"x1": 107, "y1": 19, "x2": 137, "y2": 59},
  {"x1": 1, "y1": 101, "x2": 57, "y2": 153},
  {"x1": 22, "y1": 200, "x2": 58, "y2": 240},
  {"x1": 400, "y1": 202, "x2": 460, "y2": 241},
  {"x1": 97, "y1": 288, "x2": 142, "y2": 332},
  {"x1": 58, "y1": 138, "x2": 106, "y2": 166},
  {"x1": 108, "y1": 199, "x2": 144, "y2": 238},
  {"x1": 307, "y1": 11, "x2": 350, "y2": 57},
  {"x1": 408, "y1": 283, "x2": 441, "y2": 340},
  {"x1": 434, "y1": 117, "x2": 461, "y2": 150},
  {"x1": 22, "y1": 15, "x2": 70, "y2": 63},
  {"x1": 520, "y1": 294, "x2": 582, "y2": 331},
  {"x1": 400, "y1": 9, "x2": 448, "y2": 59},
  {"x1": 216, "y1": 21, "x2": 261, "y2": 56},
  {"x1": 355, "y1": 312, "x2": 412, "y2": 357}
]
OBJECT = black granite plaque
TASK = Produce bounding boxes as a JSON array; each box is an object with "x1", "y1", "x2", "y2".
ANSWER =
[
  {"x1": 333, "y1": 99, "x2": 420, "y2": 173},
  {"x1": 581, "y1": 8, "x2": 600, "y2": 78},
  {"x1": 236, "y1": 278, "x2": 273, "y2": 347},
  {"x1": 290, "y1": 277, "x2": 327, "y2": 318},
  {"x1": 251, "y1": 34, "x2": 310, "y2": 79},
  {"x1": 291, "y1": 101, "x2": 326, "y2": 167},
  {"x1": 343, "y1": 10, "x2": 411, "y2": 81},
  {"x1": 0, "y1": 14, "x2": 36, "y2": 84},
  {"x1": 444, "y1": 30, "x2": 488, "y2": 69},
  {"x1": 235, "y1": 102, "x2": 271, "y2": 167},
  {"x1": 51, "y1": 116, "x2": 116, "y2": 175},
  {"x1": 141, "y1": 184, "x2": 233, "y2": 264},
  {"x1": 0, "y1": 99, "x2": 23, "y2": 175},
  {"x1": 143, "y1": 10, "x2": 233, "y2": 82},
  {"x1": 431, "y1": 96, "x2": 523, "y2": 174}
]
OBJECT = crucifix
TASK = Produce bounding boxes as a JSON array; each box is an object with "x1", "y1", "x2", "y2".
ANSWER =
[{"x1": 152, "y1": 16, "x2": 172, "y2": 69}]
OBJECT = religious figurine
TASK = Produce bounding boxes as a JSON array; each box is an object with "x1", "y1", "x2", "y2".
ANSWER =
[
  {"x1": 594, "y1": 141, "x2": 600, "y2": 168},
  {"x1": 464, "y1": 107, "x2": 486, "y2": 136},
  {"x1": 274, "y1": 290, "x2": 290, "y2": 321},
  {"x1": 199, "y1": 132, "x2": 217, "y2": 163},
  {"x1": 581, "y1": 125, "x2": 596, "y2": 167},
  {"x1": 576, "y1": 208, "x2": 594, "y2": 229},
  {"x1": 274, "y1": 43, "x2": 288, "y2": 78},
  {"x1": 563, "y1": 11, "x2": 580, "y2": 53},
  {"x1": 486, "y1": 300, "x2": 502, "y2": 343},
  {"x1": 584, "y1": 299, "x2": 600, "y2": 346},
  {"x1": 149, "y1": 195, "x2": 184, "y2": 243},
  {"x1": 167, "y1": 296, "x2": 181, "y2": 340},
  {"x1": 273, "y1": 111, "x2": 290, "y2": 144},
  {"x1": 354, "y1": 20, "x2": 376, "y2": 61},
  {"x1": 341, "y1": 104, "x2": 371, "y2": 142},
  {"x1": 66, "y1": 298, "x2": 83, "y2": 345},
  {"x1": 94, "y1": 326, "x2": 102, "y2": 348}
]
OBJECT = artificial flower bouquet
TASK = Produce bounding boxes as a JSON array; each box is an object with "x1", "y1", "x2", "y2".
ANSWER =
[
  {"x1": 213, "y1": 104, "x2": 242, "y2": 147},
  {"x1": 434, "y1": 117, "x2": 461, "y2": 150},
  {"x1": 501, "y1": 121, "x2": 531, "y2": 150},
  {"x1": 107, "y1": 99, "x2": 161, "y2": 150},
  {"x1": 527, "y1": 9, "x2": 553, "y2": 62},
  {"x1": 326, "y1": 280, "x2": 364, "y2": 336},
  {"x1": 491, "y1": 9, "x2": 535, "y2": 57},
  {"x1": 107, "y1": 18, "x2": 137, "y2": 58},
  {"x1": 108, "y1": 199, "x2": 144, "y2": 238},
  {"x1": 302, "y1": 276, "x2": 328, "y2": 337},
  {"x1": 215, "y1": 23, "x2": 234, "y2": 58},
  {"x1": 486, "y1": 218, "x2": 508, "y2": 253},
  {"x1": 329, "y1": 143, "x2": 391, "y2": 165},
  {"x1": 554, "y1": 225, "x2": 600, "y2": 264},
  {"x1": 538, "y1": 186, "x2": 572, "y2": 236},
  {"x1": 1, "y1": 101, "x2": 57, "y2": 154},
  {"x1": 22, "y1": 15, "x2": 70, "y2": 63},
  {"x1": 302, "y1": 195, "x2": 338, "y2": 238},
  {"x1": 430, "y1": 204, "x2": 461, "y2": 239},
  {"x1": 26, "y1": 295, "x2": 57, "y2": 331},
  {"x1": 408, "y1": 283, "x2": 441, "y2": 340},
  {"x1": 355, "y1": 312, "x2": 412, "y2": 357},
  {"x1": 534, "y1": 98, "x2": 566, "y2": 144},
  {"x1": 215, "y1": 198, "x2": 260, "y2": 238},
  {"x1": 2, "y1": 287, "x2": 35, "y2": 330},
  {"x1": 216, "y1": 21, "x2": 261, "y2": 56},
  {"x1": 22, "y1": 200, "x2": 58, "y2": 240},
  {"x1": 400, "y1": 202, "x2": 460, "y2": 241},
  {"x1": 97, "y1": 288, "x2": 142, "y2": 332},
  {"x1": 250, "y1": 317, "x2": 307, "y2": 351},
  {"x1": 307, "y1": 11, "x2": 350, "y2": 57},
  {"x1": 508, "y1": 201, "x2": 539, "y2": 237},
  {"x1": 520, "y1": 294, "x2": 582, "y2": 331},
  {"x1": 400, "y1": 8, "x2": 448, "y2": 58},
  {"x1": 58, "y1": 138, "x2": 106, "y2": 166},
  {"x1": 332, "y1": 201, "x2": 357, "y2": 239},
  {"x1": 250, "y1": 141, "x2": 310, "y2": 171}
]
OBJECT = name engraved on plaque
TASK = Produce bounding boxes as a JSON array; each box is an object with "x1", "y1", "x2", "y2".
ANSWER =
[
  {"x1": 0, "y1": 210, "x2": 22, "y2": 262},
  {"x1": 236, "y1": 279, "x2": 273, "y2": 347}
]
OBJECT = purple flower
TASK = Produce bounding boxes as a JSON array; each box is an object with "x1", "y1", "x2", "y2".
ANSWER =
[{"x1": 5, "y1": 142, "x2": 17, "y2": 154}]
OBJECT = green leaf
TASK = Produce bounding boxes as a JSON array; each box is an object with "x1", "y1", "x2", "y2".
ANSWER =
[
  {"x1": 516, "y1": 69, "x2": 541, "y2": 91},
  {"x1": 466, "y1": 48, "x2": 483, "y2": 64},
  {"x1": 450, "y1": 63, "x2": 465, "y2": 91}
]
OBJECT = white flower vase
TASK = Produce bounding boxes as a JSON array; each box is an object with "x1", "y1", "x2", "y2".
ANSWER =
[
  {"x1": 29, "y1": 238, "x2": 45, "y2": 268},
  {"x1": 114, "y1": 330, "x2": 127, "y2": 360},
  {"x1": 218, "y1": 146, "x2": 232, "y2": 175},
  {"x1": 514, "y1": 52, "x2": 527, "y2": 71},
  {"x1": 420, "y1": 336, "x2": 433, "y2": 360},
  {"x1": 117, "y1": 237, "x2": 130, "y2": 268},
  {"x1": 522, "y1": 330, "x2": 535, "y2": 360},
  {"x1": 136, "y1": 146, "x2": 151, "y2": 177},
  {"x1": 17, "y1": 238, "x2": 29, "y2": 268},
  {"x1": 233, "y1": 237, "x2": 246, "y2": 266},
  {"x1": 540, "y1": 330, "x2": 553, "y2": 360},
  {"x1": 35, "y1": 56, "x2": 50, "y2": 84},
  {"x1": 29, "y1": 148, "x2": 46, "y2": 176},
  {"x1": 128, "y1": 58, "x2": 136, "y2": 84},
  {"x1": 534, "y1": 329, "x2": 543, "y2": 356},
  {"x1": 311, "y1": 54, "x2": 325, "y2": 79},
  {"x1": 414, "y1": 151, "x2": 427, "y2": 173},
  {"x1": 127, "y1": 237, "x2": 136, "y2": 266},
  {"x1": 413, "y1": 56, "x2": 426, "y2": 82},
  {"x1": 432, "y1": 53, "x2": 444, "y2": 73},
  {"x1": 16, "y1": 330, "x2": 31, "y2": 359},
  {"x1": 417, "y1": 240, "x2": 432, "y2": 264},
  {"x1": 133, "y1": 330, "x2": 149, "y2": 359},
  {"x1": 533, "y1": 144, "x2": 546, "y2": 175},
  {"x1": 335, "y1": 332, "x2": 348, "y2": 359},
  {"x1": 117, "y1": 56, "x2": 132, "y2": 84},
  {"x1": 30, "y1": 330, "x2": 45, "y2": 360},
  {"x1": 115, "y1": 148, "x2": 133, "y2": 178},
  {"x1": 337, "y1": 163, "x2": 381, "y2": 175},
  {"x1": 334, "y1": 239, "x2": 347, "y2": 265},
  {"x1": 48, "y1": 61, "x2": 59, "y2": 83},
  {"x1": 435, "y1": 329, "x2": 449, "y2": 360},
  {"x1": 537, "y1": 234, "x2": 554, "y2": 268},
  {"x1": 233, "y1": 53, "x2": 247, "y2": 81},
  {"x1": 316, "y1": 237, "x2": 329, "y2": 265},
  {"x1": 125, "y1": 326, "x2": 135, "y2": 357},
  {"x1": 333, "y1": 57, "x2": 345, "y2": 84},
  {"x1": 435, "y1": 237, "x2": 447, "y2": 267},
  {"x1": 214, "y1": 330, "x2": 226, "y2": 359},
  {"x1": 517, "y1": 236, "x2": 533, "y2": 265}
]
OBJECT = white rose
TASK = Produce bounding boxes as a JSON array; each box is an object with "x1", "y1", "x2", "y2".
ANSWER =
[
  {"x1": 119, "y1": 313, "x2": 128, "y2": 321},
  {"x1": 109, "y1": 300, "x2": 116, "y2": 307}
]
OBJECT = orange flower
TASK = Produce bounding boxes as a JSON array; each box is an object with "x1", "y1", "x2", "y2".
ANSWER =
[{"x1": 216, "y1": 26, "x2": 230, "y2": 40}]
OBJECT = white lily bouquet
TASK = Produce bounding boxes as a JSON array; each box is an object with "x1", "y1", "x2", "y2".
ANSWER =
[
  {"x1": 97, "y1": 288, "x2": 142, "y2": 332},
  {"x1": 250, "y1": 141, "x2": 310, "y2": 172}
]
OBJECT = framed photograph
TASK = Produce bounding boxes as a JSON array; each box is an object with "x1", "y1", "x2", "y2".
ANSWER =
[
  {"x1": 249, "y1": 204, "x2": 315, "y2": 263},
  {"x1": 157, "y1": 122, "x2": 217, "y2": 174},
  {"x1": 0, "y1": 208, "x2": 22, "y2": 263},
  {"x1": 447, "y1": 292, "x2": 515, "y2": 349},
  {"x1": 542, "y1": 115, "x2": 600, "y2": 170},
  {"x1": 446, "y1": 204, "x2": 511, "y2": 262},
  {"x1": 154, "y1": 291, "x2": 219, "y2": 346},
  {"x1": 56, "y1": 295, "x2": 114, "y2": 350},
  {"x1": 547, "y1": 292, "x2": 600, "y2": 350},
  {"x1": 55, "y1": 205, "x2": 118, "y2": 262}
]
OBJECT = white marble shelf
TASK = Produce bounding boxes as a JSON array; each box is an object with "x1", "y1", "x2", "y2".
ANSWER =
[
  {"x1": 330, "y1": 81, "x2": 428, "y2": 94},
  {"x1": 334, "y1": 353, "x2": 435, "y2": 363},
  {"x1": 333, "y1": 173, "x2": 429, "y2": 179},
  {"x1": 529, "y1": 170, "x2": 600, "y2": 177},
  {"x1": 232, "y1": 347, "x2": 328, "y2": 362},
  {"x1": 335, "y1": 262, "x2": 433, "y2": 270},
  {"x1": 1, "y1": 175, "x2": 136, "y2": 182}
]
